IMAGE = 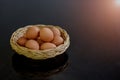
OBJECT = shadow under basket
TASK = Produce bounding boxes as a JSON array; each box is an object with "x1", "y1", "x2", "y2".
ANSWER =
[
  {"x1": 10, "y1": 24, "x2": 70, "y2": 60},
  {"x1": 12, "y1": 53, "x2": 69, "y2": 79}
]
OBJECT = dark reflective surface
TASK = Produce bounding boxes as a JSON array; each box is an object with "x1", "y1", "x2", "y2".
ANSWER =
[
  {"x1": 1, "y1": 0, "x2": 120, "y2": 80},
  {"x1": 12, "y1": 53, "x2": 68, "y2": 80}
]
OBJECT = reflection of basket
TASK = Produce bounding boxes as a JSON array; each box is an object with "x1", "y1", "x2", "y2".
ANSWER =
[
  {"x1": 12, "y1": 53, "x2": 69, "y2": 79},
  {"x1": 10, "y1": 24, "x2": 70, "y2": 60}
]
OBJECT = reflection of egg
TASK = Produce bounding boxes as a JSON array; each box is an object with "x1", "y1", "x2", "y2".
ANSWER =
[
  {"x1": 17, "y1": 37, "x2": 27, "y2": 46},
  {"x1": 51, "y1": 27, "x2": 61, "y2": 36},
  {"x1": 25, "y1": 40, "x2": 39, "y2": 50},
  {"x1": 40, "y1": 28, "x2": 54, "y2": 42},
  {"x1": 40, "y1": 43, "x2": 56, "y2": 50},
  {"x1": 26, "y1": 26, "x2": 40, "y2": 39},
  {"x1": 52, "y1": 36, "x2": 64, "y2": 46}
]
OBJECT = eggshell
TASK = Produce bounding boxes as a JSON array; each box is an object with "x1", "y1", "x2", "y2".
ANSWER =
[
  {"x1": 25, "y1": 40, "x2": 39, "y2": 50},
  {"x1": 40, "y1": 28, "x2": 54, "y2": 42},
  {"x1": 51, "y1": 27, "x2": 61, "y2": 36},
  {"x1": 26, "y1": 26, "x2": 40, "y2": 39},
  {"x1": 40, "y1": 43, "x2": 56, "y2": 50},
  {"x1": 17, "y1": 37, "x2": 27, "y2": 46},
  {"x1": 52, "y1": 36, "x2": 64, "y2": 46},
  {"x1": 36, "y1": 37, "x2": 44, "y2": 45}
]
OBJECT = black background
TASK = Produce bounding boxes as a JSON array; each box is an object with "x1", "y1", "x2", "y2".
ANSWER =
[{"x1": 1, "y1": 0, "x2": 120, "y2": 80}]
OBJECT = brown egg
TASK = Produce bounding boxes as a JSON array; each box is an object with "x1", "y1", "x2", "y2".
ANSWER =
[
  {"x1": 23, "y1": 33, "x2": 27, "y2": 38},
  {"x1": 25, "y1": 40, "x2": 39, "y2": 50},
  {"x1": 40, "y1": 43, "x2": 56, "y2": 50},
  {"x1": 17, "y1": 37, "x2": 27, "y2": 46},
  {"x1": 51, "y1": 27, "x2": 61, "y2": 36},
  {"x1": 36, "y1": 37, "x2": 44, "y2": 45},
  {"x1": 26, "y1": 26, "x2": 40, "y2": 39},
  {"x1": 52, "y1": 36, "x2": 64, "y2": 46},
  {"x1": 40, "y1": 28, "x2": 54, "y2": 42}
]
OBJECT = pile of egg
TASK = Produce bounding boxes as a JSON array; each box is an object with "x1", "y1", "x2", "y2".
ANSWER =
[{"x1": 17, "y1": 26, "x2": 64, "y2": 50}]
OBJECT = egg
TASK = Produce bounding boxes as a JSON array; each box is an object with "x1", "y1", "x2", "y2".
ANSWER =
[
  {"x1": 52, "y1": 36, "x2": 64, "y2": 46},
  {"x1": 17, "y1": 37, "x2": 27, "y2": 46},
  {"x1": 26, "y1": 26, "x2": 40, "y2": 39},
  {"x1": 37, "y1": 37, "x2": 44, "y2": 45},
  {"x1": 40, "y1": 28, "x2": 54, "y2": 42},
  {"x1": 40, "y1": 43, "x2": 56, "y2": 50},
  {"x1": 51, "y1": 27, "x2": 61, "y2": 36},
  {"x1": 25, "y1": 40, "x2": 39, "y2": 50}
]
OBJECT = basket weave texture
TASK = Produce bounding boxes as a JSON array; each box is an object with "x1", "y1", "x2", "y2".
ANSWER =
[{"x1": 10, "y1": 24, "x2": 70, "y2": 60}]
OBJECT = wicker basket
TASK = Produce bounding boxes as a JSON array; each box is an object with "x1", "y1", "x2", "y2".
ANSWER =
[{"x1": 10, "y1": 24, "x2": 70, "y2": 60}]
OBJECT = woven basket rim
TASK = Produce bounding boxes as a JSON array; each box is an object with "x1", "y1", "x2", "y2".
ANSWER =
[{"x1": 10, "y1": 24, "x2": 70, "y2": 60}]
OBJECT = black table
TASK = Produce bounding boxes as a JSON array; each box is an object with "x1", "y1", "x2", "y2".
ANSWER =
[{"x1": 1, "y1": 0, "x2": 120, "y2": 80}]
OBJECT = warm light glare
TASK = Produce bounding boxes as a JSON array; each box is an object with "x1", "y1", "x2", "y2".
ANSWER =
[{"x1": 116, "y1": 0, "x2": 120, "y2": 6}]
